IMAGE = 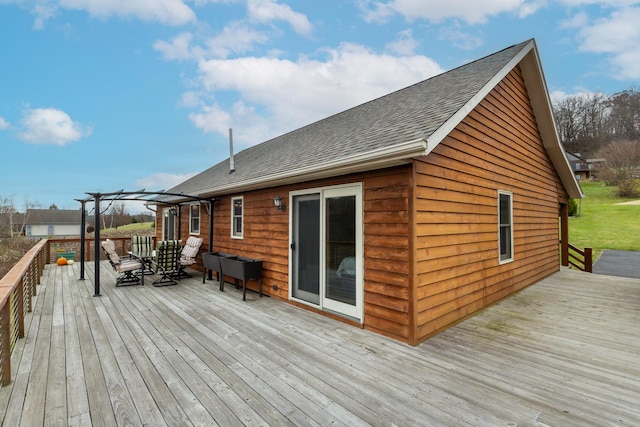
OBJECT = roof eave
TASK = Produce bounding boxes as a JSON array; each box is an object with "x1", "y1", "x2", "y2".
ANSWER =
[
  {"x1": 194, "y1": 138, "x2": 428, "y2": 197},
  {"x1": 425, "y1": 39, "x2": 583, "y2": 200},
  {"x1": 519, "y1": 42, "x2": 584, "y2": 199}
]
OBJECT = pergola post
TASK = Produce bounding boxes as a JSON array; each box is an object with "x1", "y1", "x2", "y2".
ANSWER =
[
  {"x1": 79, "y1": 200, "x2": 86, "y2": 280},
  {"x1": 94, "y1": 195, "x2": 101, "y2": 296}
]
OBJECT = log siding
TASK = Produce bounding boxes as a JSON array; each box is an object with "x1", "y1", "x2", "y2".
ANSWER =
[{"x1": 412, "y1": 66, "x2": 568, "y2": 344}]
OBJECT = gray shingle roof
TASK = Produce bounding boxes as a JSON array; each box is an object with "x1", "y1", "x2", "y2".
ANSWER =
[
  {"x1": 166, "y1": 40, "x2": 534, "y2": 198},
  {"x1": 26, "y1": 209, "x2": 81, "y2": 224}
]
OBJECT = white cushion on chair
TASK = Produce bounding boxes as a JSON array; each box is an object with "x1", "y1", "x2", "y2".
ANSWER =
[{"x1": 180, "y1": 237, "x2": 203, "y2": 265}]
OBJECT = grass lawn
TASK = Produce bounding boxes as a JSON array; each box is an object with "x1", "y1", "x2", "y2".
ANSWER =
[{"x1": 569, "y1": 181, "x2": 640, "y2": 258}]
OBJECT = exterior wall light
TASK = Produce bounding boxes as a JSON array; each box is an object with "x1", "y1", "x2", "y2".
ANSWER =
[{"x1": 274, "y1": 195, "x2": 286, "y2": 211}]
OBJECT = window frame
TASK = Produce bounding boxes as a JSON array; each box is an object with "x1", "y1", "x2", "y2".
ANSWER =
[
  {"x1": 231, "y1": 196, "x2": 244, "y2": 239},
  {"x1": 498, "y1": 190, "x2": 514, "y2": 264},
  {"x1": 189, "y1": 203, "x2": 200, "y2": 235}
]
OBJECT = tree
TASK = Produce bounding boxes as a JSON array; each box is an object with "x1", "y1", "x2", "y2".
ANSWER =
[
  {"x1": 553, "y1": 92, "x2": 609, "y2": 156},
  {"x1": 49, "y1": 203, "x2": 58, "y2": 210},
  {"x1": 607, "y1": 88, "x2": 640, "y2": 141},
  {"x1": 0, "y1": 196, "x2": 17, "y2": 238},
  {"x1": 109, "y1": 202, "x2": 130, "y2": 229},
  {"x1": 595, "y1": 139, "x2": 640, "y2": 196}
]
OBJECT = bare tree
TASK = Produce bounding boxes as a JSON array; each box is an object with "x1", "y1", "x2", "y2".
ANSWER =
[
  {"x1": 554, "y1": 92, "x2": 609, "y2": 156},
  {"x1": 607, "y1": 87, "x2": 640, "y2": 141},
  {"x1": 0, "y1": 196, "x2": 17, "y2": 238},
  {"x1": 595, "y1": 139, "x2": 640, "y2": 196},
  {"x1": 110, "y1": 202, "x2": 129, "y2": 229}
]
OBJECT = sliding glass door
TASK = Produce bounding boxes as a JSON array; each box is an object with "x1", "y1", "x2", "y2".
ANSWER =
[{"x1": 290, "y1": 184, "x2": 362, "y2": 321}]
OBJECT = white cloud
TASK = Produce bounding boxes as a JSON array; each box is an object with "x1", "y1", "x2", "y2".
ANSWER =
[
  {"x1": 247, "y1": 0, "x2": 313, "y2": 35},
  {"x1": 362, "y1": 0, "x2": 542, "y2": 24},
  {"x1": 576, "y1": 7, "x2": 640, "y2": 79},
  {"x1": 154, "y1": 33, "x2": 201, "y2": 61},
  {"x1": 18, "y1": 107, "x2": 93, "y2": 146},
  {"x1": 21, "y1": 0, "x2": 196, "y2": 27},
  {"x1": 155, "y1": 23, "x2": 268, "y2": 61},
  {"x1": 135, "y1": 172, "x2": 197, "y2": 190},
  {"x1": 385, "y1": 29, "x2": 419, "y2": 55},
  {"x1": 0, "y1": 117, "x2": 10, "y2": 130},
  {"x1": 560, "y1": 11, "x2": 589, "y2": 29},
  {"x1": 205, "y1": 22, "x2": 269, "y2": 58},
  {"x1": 549, "y1": 89, "x2": 598, "y2": 104},
  {"x1": 438, "y1": 24, "x2": 484, "y2": 50},
  {"x1": 190, "y1": 43, "x2": 443, "y2": 146}
]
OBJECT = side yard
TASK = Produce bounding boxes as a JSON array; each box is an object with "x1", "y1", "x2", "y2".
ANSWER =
[{"x1": 569, "y1": 181, "x2": 640, "y2": 259}]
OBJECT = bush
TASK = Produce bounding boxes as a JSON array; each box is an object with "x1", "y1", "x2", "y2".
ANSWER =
[
  {"x1": 616, "y1": 178, "x2": 640, "y2": 198},
  {"x1": 568, "y1": 198, "x2": 579, "y2": 216}
]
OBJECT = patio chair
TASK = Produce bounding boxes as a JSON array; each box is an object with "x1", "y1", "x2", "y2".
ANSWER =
[
  {"x1": 131, "y1": 235, "x2": 154, "y2": 274},
  {"x1": 176, "y1": 236, "x2": 203, "y2": 279},
  {"x1": 101, "y1": 239, "x2": 143, "y2": 287},
  {"x1": 150, "y1": 240, "x2": 182, "y2": 286},
  {"x1": 131, "y1": 235, "x2": 153, "y2": 253}
]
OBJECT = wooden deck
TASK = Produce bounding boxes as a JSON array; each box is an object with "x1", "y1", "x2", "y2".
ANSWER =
[{"x1": 0, "y1": 263, "x2": 638, "y2": 426}]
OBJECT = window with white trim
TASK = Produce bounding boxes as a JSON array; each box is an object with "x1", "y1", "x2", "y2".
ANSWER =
[
  {"x1": 189, "y1": 203, "x2": 200, "y2": 235},
  {"x1": 498, "y1": 191, "x2": 513, "y2": 263},
  {"x1": 231, "y1": 196, "x2": 243, "y2": 238}
]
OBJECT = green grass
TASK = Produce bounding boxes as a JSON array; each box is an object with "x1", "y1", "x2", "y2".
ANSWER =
[
  {"x1": 569, "y1": 181, "x2": 640, "y2": 258},
  {"x1": 107, "y1": 222, "x2": 154, "y2": 232}
]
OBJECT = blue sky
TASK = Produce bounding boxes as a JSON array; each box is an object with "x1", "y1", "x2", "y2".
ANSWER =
[{"x1": 1, "y1": 0, "x2": 639, "y2": 212}]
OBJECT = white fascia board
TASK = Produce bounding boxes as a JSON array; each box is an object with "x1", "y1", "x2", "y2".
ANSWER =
[
  {"x1": 519, "y1": 43, "x2": 584, "y2": 200},
  {"x1": 424, "y1": 39, "x2": 583, "y2": 200},
  {"x1": 424, "y1": 40, "x2": 535, "y2": 157},
  {"x1": 199, "y1": 138, "x2": 428, "y2": 196}
]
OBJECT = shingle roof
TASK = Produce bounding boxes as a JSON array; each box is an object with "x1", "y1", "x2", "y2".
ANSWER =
[
  {"x1": 164, "y1": 39, "x2": 581, "y2": 199},
  {"x1": 26, "y1": 209, "x2": 82, "y2": 224}
]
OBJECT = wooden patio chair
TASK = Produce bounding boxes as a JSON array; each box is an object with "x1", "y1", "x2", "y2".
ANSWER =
[
  {"x1": 101, "y1": 239, "x2": 143, "y2": 287},
  {"x1": 176, "y1": 236, "x2": 203, "y2": 279},
  {"x1": 150, "y1": 240, "x2": 181, "y2": 286}
]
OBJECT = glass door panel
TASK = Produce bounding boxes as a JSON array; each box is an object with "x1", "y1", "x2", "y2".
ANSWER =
[
  {"x1": 322, "y1": 186, "x2": 361, "y2": 319},
  {"x1": 291, "y1": 194, "x2": 320, "y2": 304},
  {"x1": 324, "y1": 195, "x2": 356, "y2": 306}
]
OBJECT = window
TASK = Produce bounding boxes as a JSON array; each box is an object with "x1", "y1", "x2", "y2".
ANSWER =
[
  {"x1": 231, "y1": 196, "x2": 243, "y2": 238},
  {"x1": 189, "y1": 204, "x2": 200, "y2": 235},
  {"x1": 498, "y1": 191, "x2": 513, "y2": 263}
]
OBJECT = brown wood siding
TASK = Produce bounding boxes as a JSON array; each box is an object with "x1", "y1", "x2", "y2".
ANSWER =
[
  {"x1": 412, "y1": 66, "x2": 568, "y2": 344},
  {"x1": 362, "y1": 170, "x2": 412, "y2": 342},
  {"x1": 172, "y1": 168, "x2": 413, "y2": 342}
]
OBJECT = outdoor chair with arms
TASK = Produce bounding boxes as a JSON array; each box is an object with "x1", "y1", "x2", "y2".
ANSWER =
[
  {"x1": 177, "y1": 236, "x2": 203, "y2": 279},
  {"x1": 101, "y1": 239, "x2": 143, "y2": 287},
  {"x1": 150, "y1": 240, "x2": 182, "y2": 286}
]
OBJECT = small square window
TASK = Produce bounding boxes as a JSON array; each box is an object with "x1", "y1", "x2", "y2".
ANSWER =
[
  {"x1": 231, "y1": 196, "x2": 243, "y2": 238},
  {"x1": 189, "y1": 204, "x2": 200, "y2": 235}
]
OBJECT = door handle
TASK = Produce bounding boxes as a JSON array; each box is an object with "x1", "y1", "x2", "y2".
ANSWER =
[{"x1": 290, "y1": 242, "x2": 296, "y2": 250}]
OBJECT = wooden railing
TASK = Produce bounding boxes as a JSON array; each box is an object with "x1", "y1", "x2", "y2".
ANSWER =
[
  {"x1": 0, "y1": 239, "x2": 47, "y2": 386},
  {"x1": 46, "y1": 237, "x2": 154, "y2": 264},
  {"x1": 567, "y1": 243, "x2": 593, "y2": 273}
]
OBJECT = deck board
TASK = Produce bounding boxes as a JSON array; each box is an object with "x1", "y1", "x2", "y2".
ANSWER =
[{"x1": 1, "y1": 263, "x2": 639, "y2": 426}]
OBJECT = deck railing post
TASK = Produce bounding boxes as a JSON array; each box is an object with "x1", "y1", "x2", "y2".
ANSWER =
[
  {"x1": 17, "y1": 278, "x2": 25, "y2": 339},
  {"x1": 560, "y1": 203, "x2": 569, "y2": 267},
  {"x1": 0, "y1": 305, "x2": 11, "y2": 386},
  {"x1": 585, "y1": 248, "x2": 593, "y2": 273}
]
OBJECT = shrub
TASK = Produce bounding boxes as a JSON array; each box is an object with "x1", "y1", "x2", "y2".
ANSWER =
[
  {"x1": 616, "y1": 178, "x2": 640, "y2": 198},
  {"x1": 568, "y1": 198, "x2": 579, "y2": 216}
]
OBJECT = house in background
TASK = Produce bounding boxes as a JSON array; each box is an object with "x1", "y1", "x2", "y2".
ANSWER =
[
  {"x1": 25, "y1": 209, "x2": 82, "y2": 238},
  {"x1": 566, "y1": 152, "x2": 591, "y2": 181},
  {"x1": 155, "y1": 39, "x2": 582, "y2": 345}
]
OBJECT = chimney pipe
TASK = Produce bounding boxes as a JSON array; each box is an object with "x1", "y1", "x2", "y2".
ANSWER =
[{"x1": 229, "y1": 128, "x2": 235, "y2": 174}]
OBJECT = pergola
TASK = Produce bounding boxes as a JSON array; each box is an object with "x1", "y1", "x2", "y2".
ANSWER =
[{"x1": 77, "y1": 190, "x2": 216, "y2": 296}]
